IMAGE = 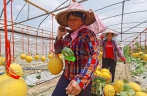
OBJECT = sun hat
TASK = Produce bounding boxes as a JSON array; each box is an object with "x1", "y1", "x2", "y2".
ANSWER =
[
  {"x1": 55, "y1": 2, "x2": 96, "y2": 27},
  {"x1": 102, "y1": 29, "x2": 118, "y2": 37},
  {"x1": 88, "y1": 9, "x2": 106, "y2": 34}
]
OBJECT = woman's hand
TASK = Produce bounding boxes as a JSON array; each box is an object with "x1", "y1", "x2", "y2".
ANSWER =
[
  {"x1": 57, "y1": 26, "x2": 68, "y2": 40},
  {"x1": 121, "y1": 57, "x2": 126, "y2": 64},
  {"x1": 66, "y1": 80, "x2": 82, "y2": 95}
]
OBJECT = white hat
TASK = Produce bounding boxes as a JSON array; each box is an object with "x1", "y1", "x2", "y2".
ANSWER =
[{"x1": 102, "y1": 29, "x2": 118, "y2": 37}]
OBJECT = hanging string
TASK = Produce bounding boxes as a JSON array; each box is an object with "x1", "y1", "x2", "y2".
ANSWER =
[
  {"x1": 42, "y1": 29, "x2": 44, "y2": 55},
  {"x1": 27, "y1": 26, "x2": 30, "y2": 55},
  {"x1": 3, "y1": 0, "x2": 20, "y2": 79},
  {"x1": 36, "y1": 30, "x2": 38, "y2": 55},
  {"x1": 140, "y1": 33, "x2": 141, "y2": 52},
  {"x1": 132, "y1": 41, "x2": 134, "y2": 53},
  {"x1": 22, "y1": 28, "x2": 24, "y2": 53},
  {"x1": 145, "y1": 30, "x2": 147, "y2": 53},
  {"x1": 48, "y1": 35, "x2": 50, "y2": 53},
  {"x1": 0, "y1": 26, "x2": 1, "y2": 55},
  {"x1": 10, "y1": 0, "x2": 14, "y2": 59},
  {"x1": 51, "y1": 14, "x2": 55, "y2": 50}
]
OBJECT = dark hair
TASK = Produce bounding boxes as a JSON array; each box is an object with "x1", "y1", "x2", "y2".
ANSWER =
[
  {"x1": 67, "y1": 11, "x2": 86, "y2": 22},
  {"x1": 106, "y1": 33, "x2": 114, "y2": 36}
]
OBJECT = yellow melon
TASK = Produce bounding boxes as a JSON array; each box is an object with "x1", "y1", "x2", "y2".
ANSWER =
[
  {"x1": 0, "y1": 73, "x2": 9, "y2": 84},
  {"x1": 101, "y1": 72, "x2": 111, "y2": 79},
  {"x1": 10, "y1": 63, "x2": 23, "y2": 77},
  {"x1": 0, "y1": 74, "x2": 27, "y2": 96},
  {"x1": 95, "y1": 70, "x2": 102, "y2": 77},
  {"x1": 143, "y1": 54, "x2": 147, "y2": 61},
  {"x1": 34, "y1": 54, "x2": 39, "y2": 60},
  {"x1": 48, "y1": 56, "x2": 63, "y2": 75},
  {"x1": 100, "y1": 68, "x2": 110, "y2": 73},
  {"x1": 103, "y1": 84, "x2": 115, "y2": 96},
  {"x1": 139, "y1": 52, "x2": 143, "y2": 55},
  {"x1": 25, "y1": 55, "x2": 33, "y2": 63},
  {"x1": 113, "y1": 80, "x2": 124, "y2": 93},
  {"x1": 41, "y1": 55, "x2": 46, "y2": 62},
  {"x1": 135, "y1": 53, "x2": 140, "y2": 58},
  {"x1": 131, "y1": 53, "x2": 136, "y2": 58},
  {"x1": 48, "y1": 54, "x2": 52, "y2": 59},
  {"x1": 99, "y1": 51, "x2": 103, "y2": 57},
  {"x1": 96, "y1": 65, "x2": 101, "y2": 71},
  {"x1": 128, "y1": 82, "x2": 142, "y2": 92},
  {"x1": 0, "y1": 56, "x2": 5, "y2": 65},
  {"x1": 20, "y1": 53, "x2": 26, "y2": 60},
  {"x1": 136, "y1": 92, "x2": 147, "y2": 96}
]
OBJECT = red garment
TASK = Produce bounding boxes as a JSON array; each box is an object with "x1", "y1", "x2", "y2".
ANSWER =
[{"x1": 105, "y1": 41, "x2": 114, "y2": 59}]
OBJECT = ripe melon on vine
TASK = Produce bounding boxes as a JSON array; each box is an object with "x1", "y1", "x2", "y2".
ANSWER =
[
  {"x1": 0, "y1": 63, "x2": 27, "y2": 96},
  {"x1": 143, "y1": 54, "x2": 147, "y2": 61},
  {"x1": 10, "y1": 63, "x2": 23, "y2": 77},
  {"x1": 48, "y1": 54, "x2": 52, "y2": 59},
  {"x1": 41, "y1": 55, "x2": 46, "y2": 62},
  {"x1": 20, "y1": 53, "x2": 26, "y2": 60},
  {"x1": 25, "y1": 55, "x2": 33, "y2": 63},
  {"x1": 34, "y1": 54, "x2": 39, "y2": 60},
  {"x1": 48, "y1": 56, "x2": 63, "y2": 75},
  {"x1": 0, "y1": 73, "x2": 27, "y2": 96},
  {"x1": 0, "y1": 56, "x2": 5, "y2": 66}
]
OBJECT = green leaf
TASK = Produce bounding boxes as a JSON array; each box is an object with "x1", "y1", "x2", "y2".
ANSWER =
[
  {"x1": 120, "y1": 92, "x2": 128, "y2": 96},
  {"x1": 120, "y1": 83, "x2": 136, "y2": 96}
]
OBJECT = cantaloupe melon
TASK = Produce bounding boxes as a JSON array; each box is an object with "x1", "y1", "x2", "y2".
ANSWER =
[
  {"x1": 20, "y1": 53, "x2": 26, "y2": 60},
  {"x1": 48, "y1": 56, "x2": 63, "y2": 75},
  {"x1": 136, "y1": 92, "x2": 147, "y2": 96},
  {"x1": 128, "y1": 82, "x2": 142, "y2": 92},
  {"x1": 25, "y1": 55, "x2": 33, "y2": 63},
  {"x1": 113, "y1": 80, "x2": 124, "y2": 93},
  {"x1": 0, "y1": 74, "x2": 27, "y2": 96},
  {"x1": 41, "y1": 55, "x2": 46, "y2": 62},
  {"x1": 34, "y1": 54, "x2": 39, "y2": 60},
  {"x1": 10, "y1": 63, "x2": 23, "y2": 77},
  {"x1": 103, "y1": 84, "x2": 115, "y2": 96}
]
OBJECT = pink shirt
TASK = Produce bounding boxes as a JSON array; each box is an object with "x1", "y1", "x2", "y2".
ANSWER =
[{"x1": 71, "y1": 25, "x2": 88, "y2": 41}]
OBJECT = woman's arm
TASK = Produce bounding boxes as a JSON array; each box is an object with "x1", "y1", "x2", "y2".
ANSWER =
[
  {"x1": 54, "y1": 37, "x2": 64, "y2": 54},
  {"x1": 114, "y1": 41, "x2": 124, "y2": 58}
]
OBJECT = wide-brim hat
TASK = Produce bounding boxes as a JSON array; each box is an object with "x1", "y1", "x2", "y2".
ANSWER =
[
  {"x1": 55, "y1": 2, "x2": 96, "y2": 27},
  {"x1": 102, "y1": 29, "x2": 118, "y2": 37}
]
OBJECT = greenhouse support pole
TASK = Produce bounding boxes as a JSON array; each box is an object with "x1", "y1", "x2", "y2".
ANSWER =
[{"x1": 120, "y1": 0, "x2": 125, "y2": 42}]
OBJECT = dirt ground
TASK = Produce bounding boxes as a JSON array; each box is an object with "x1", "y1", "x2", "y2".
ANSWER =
[{"x1": 26, "y1": 62, "x2": 133, "y2": 96}]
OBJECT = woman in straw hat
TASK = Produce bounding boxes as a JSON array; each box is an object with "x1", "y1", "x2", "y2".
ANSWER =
[
  {"x1": 52, "y1": 2, "x2": 103, "y2": 96},
  {"x1": 101, "y1": 29, "x2": 126, "y2": 83}
]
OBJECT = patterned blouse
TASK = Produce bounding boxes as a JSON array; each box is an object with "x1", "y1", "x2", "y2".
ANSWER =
[{"x1": 54, "y1": 28, "x2": 99, "y2": 90}]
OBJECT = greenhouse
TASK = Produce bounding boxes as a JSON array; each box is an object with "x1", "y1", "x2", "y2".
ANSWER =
[{"x1": 0, "y1": 0, "x2": 147, "y2": 96}]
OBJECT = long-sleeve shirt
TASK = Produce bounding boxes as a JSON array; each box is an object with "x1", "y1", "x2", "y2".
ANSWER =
[
  {"x1": 102, "y1": 39, "x2": 124, "y2": 61},
  {"x1": 54, "y1": 28, "x2": 99, "y2": 90}
]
